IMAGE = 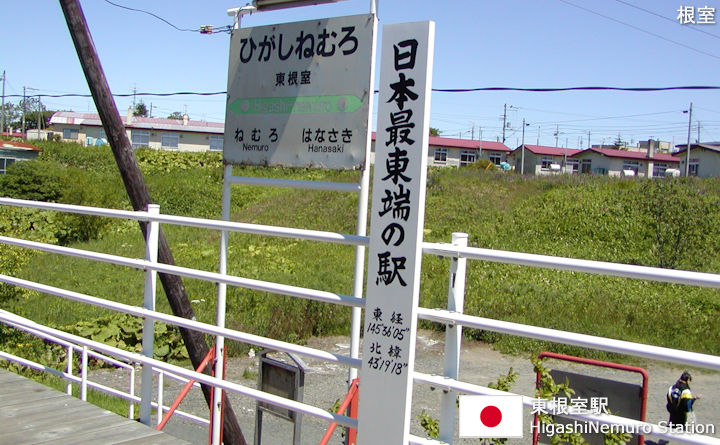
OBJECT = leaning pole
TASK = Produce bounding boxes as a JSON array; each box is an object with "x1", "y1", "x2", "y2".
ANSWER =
[{"x1": 58, "y1": 1, "x2": 247, "y2": 443}]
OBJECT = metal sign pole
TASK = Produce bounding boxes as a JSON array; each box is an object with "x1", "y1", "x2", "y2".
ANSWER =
[
  {"x1": 348, "y1": 3, "x2": 378, "y2": 384},
  {"x1": 357, "y1": 20, "x2": 435, "y2": 444},
  {"x1": 213, "y1": 164, "x2": 233, "y2": 444}
]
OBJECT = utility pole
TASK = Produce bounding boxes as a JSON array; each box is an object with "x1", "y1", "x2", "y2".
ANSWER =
[
  {"x1": 685, "y1": 102, "x2": 693, "y2": 176},
  {"x1": 521, "y1": 118, "x2": 528, "y2": 175},
  {"x1": 555, "y1": 124, "x2": 559, "y2": 148},
  {"x1": 537, "y1": 126, "x2": 540, "y2": 145},
  {"x1": 502, "y1": 103, "x2": 508, "y2": 143},
  {"x1": 1, "y1": 70, "x2": 5, "y2": 135},
  {"x1": 59, "y1": 1, "x2": 247, "y2": 443},
  {"x1": 21, "y1": 86, "x2": 26, "y2": 136},
  {"x1": 697, "y1": 121, "x2": 701, "y2": 143},
  {"x1": 37, "y1": 95, "x2": 42, "y2": 135},
  {"x1": 587, "y1": 130, "x2": 591, "y2": 148}
]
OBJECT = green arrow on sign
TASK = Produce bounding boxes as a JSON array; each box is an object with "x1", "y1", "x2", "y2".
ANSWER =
[{"x1": 229, "y1": 95, "x2": 364, "y2": 115}]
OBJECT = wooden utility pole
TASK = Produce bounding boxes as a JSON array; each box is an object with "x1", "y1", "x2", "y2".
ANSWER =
[{"x1": 59, "y1": 1, "x2": 247, "y2": 443}]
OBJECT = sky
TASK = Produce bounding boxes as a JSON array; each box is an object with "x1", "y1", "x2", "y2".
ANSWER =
[{"x1": 3, "y1": 0, "x2": 720, "y2": 149}]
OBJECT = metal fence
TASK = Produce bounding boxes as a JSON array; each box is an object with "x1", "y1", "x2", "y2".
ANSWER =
[{"x1": 1, "y1": 197, "x2": 720, "y2": 445}]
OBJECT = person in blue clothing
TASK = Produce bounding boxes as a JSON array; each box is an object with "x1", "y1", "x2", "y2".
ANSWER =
[{"x1": 666, "y1": 371, "x2": 702, "y2": 428}]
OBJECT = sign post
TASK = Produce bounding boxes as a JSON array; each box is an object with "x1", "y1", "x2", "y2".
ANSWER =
[{"x1": 357, "y1": 21, "x2": 435, "y2": 444}]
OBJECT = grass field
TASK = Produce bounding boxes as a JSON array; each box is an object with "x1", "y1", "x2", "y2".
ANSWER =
[{"x1": 2, "y1": 140, "x2": 720, "y2": 365}]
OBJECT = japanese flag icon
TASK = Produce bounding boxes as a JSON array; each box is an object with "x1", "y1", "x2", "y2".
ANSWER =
[{"x1": 459, "y1": 395, "x2": 524, "y2": 438}]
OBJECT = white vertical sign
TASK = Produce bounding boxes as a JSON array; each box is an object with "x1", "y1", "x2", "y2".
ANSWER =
[{"x1": 357, "y1": 21, "x2": 434, "y2": 444}]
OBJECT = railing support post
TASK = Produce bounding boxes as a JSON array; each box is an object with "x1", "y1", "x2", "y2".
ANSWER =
[
  {"x1": 157, "y1": 369, "x2": 164, "y2": 426},
  {"x1": 80, "y1": 346, "x2": 88, "y2": 401},
  {"x1": 140, "y1": 204, "x2": 160, "y2": 425},
  {"x1": 129, "y1": 365, "x2": 136, "y2": 419},
  {"x1": 65, "y1": 345, "x2": 73, "y2": 395},
  {"x1": 439, "y1": 232, "x2": 468, "y2": 444}
]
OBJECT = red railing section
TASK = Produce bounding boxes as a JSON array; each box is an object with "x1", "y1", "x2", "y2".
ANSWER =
[
  {"x1": 156, "y1": 346, "x2": 226, "y2": 445},
  {"x1": 319, "y1": 377, "x2": 359, "y2": 445},
  {"x1": 532, "y1": 352, "x2": 649, "y2": 445}
]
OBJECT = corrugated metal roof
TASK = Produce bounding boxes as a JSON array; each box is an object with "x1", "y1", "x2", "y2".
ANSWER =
[
  {"x1": 1, "y1": 140, "x2": 42, "y2": 151},
  {"x1": 50, "y1": 111, "x2": 224, "y2": 134},
  {"x1": 518, "y1": 145, "x2": 582, "y2": 157},
  {"x1": 578, "y1": 147, "x2": 680, "y2": 162},
  {"x1": 371, "y1": 132, "x2": 510, "y2": 151}
]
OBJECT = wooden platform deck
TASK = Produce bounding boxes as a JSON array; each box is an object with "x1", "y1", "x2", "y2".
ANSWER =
[{"x1": 0, "y1": 368, "x2": 191, "y2": 444}]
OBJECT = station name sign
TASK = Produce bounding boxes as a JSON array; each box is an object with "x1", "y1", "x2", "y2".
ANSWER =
[{"x1": 224, "y1": 14, "x2": 374, "y2": 169}]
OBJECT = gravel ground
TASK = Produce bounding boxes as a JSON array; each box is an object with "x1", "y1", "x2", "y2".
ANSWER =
[{"x1": 89, "y1": 330, "x2": 719, "y2": 444}]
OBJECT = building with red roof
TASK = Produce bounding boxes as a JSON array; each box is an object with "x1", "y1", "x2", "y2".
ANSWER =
[
  {"x1": 0, "y1": 139, "x2": 42, "y2": 174},
  {"x1": 673, "y1": 143, "x2": 720, "y2": 178},
  {"x1": 508, "y1": 144, "x2": 582, "y2": 175},
  {"x1": 571, "y1": 146, "x2": 680, "y2": 177},
  {"x1": 50, "y1": 111, "x2": 224, "y2": 152},
  {"x1": 371, "y1": 132, "x2": 511, "y2": 167}
]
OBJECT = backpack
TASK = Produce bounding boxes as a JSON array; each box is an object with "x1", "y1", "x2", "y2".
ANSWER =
[{"x1": 666, "y1": 385, "x2": 682, "y2": 414}]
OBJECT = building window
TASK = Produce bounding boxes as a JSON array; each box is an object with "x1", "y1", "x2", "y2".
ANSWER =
[
  {"x1": 460, "y1": 150, "x2": 477, "y2": 166},
  {"x1": 0, "y1": 158, "x2": 16, "y2": 174},
  {"x1": 209, "y1": 135, "x2": 224, "y2": 152},
  {"x1": 653, "y1": 163, "x2": 668, "y2": 177},
  {"x1": 161, "y1": 133, "x2": 179, "y2": 149},
  {"x1": 488, "y1": 152, "x2": 502, "y2": 165},
  {"x1": 433, "y1": 148, "x2": 447, "y2": 164},
  {"x1": 63, "y1": 128, "x2": 79, "y2": 140},
  {"x1": 540, "y1": 157, "x2": 553, "y2": 170},
  {"x1": 622, "y1": 160, "x2": 640, "y2": 174},
  {"x1": 689, "y1": 158, "x2": 699, "y2": 176},
  {"x1": 580, "y1": 159, "x2": 592, "y2": 174},
  {"x1": 566, "y1": 159, "x2": 579, "y2": 174},
  {"x1": 131, "y1": 130, "x2": 150, "y2": 149}
]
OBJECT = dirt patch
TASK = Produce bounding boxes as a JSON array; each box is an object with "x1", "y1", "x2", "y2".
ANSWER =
[{"x1": 89, "y1": 330, "x2": 719, "y2": 444}]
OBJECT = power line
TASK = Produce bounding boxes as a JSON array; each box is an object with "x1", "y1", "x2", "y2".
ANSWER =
[
  {"x1": 6, "y1": 85, "x2": 719, "y2": 100},
  {"x1": 431, "y1": 85, "x2": 720, "y2": 92},
  {"x1": 102, "y1": 0, "x2": 231, "y2": 34},
  {"x1": 558, "y1": 0, "x2": 720, "y2": 61}
]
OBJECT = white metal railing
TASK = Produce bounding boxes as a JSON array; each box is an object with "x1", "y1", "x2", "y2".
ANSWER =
[
  {"x1": 0, "y1": 309, "x2": 358, "y2": 429},
  {"x1": 0, "y1": 197, "x2": 361, "y2": 442},
  {"x1": 417, "y1": 232, "x2": 720, "y2": 445},
  {"x1": 3, "y1": 198, "x2": 720, "y2": 444}
]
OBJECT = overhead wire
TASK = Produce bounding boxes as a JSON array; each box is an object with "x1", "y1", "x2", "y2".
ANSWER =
[
  {"x1": 557, "y1": 0, "x2": 720, "y2": 61},
  {"x1": 6, "y1": 84, "x2": 720, "y2": 100},
  {"x1": 102, "y1": 0, "x2": 232, "y2": 34},
  {"x1": 613, "y1": 0, "x2": 720, "y2": 41}
]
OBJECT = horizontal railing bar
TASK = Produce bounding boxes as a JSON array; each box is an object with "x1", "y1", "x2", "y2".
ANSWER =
[
  {"x1": 1, "y1": 197, "x2": 368, "y2": 246},
  {"x1": 227, "y1": 175, "x2": 361, "y2": 193},
  {"x1": 154, "y1": 401, "x2": 210, "y2": 425},
  {"x1": 414, "y1": 372, "x2": 720, "y2": 444},
  {"x1": 417, "y1": 307, "x2": 720, "y2": 371},
  {"x1": 14, "y1": 323, "x2": 133, "y2": 371},
  {"x1": 422, "y1": 242, "x2": 720, "y2": 288},
  {"x1": 0, "y1": 197, "x2": 146, "y2": 220},
  {"x1": 0, "y1": 236, "x2": 147, "y2": 268},
  {"x1": 153, "y1": 214, "x2": 369, "y2": 246},
  {"x1": 0, "y1": 237, "x2": 363, "y2": 308},
  {"x1": 0, "y1": 350, "x2": 206, "y2": 425},
  {"x1": 153, "y1": 368, "x2": 202, "y2": 389},
  {"x1": 0, "y1": 311, "x2": 359, "y2": 430},
  {"x1": 0, "y1": 274, "x2": 361, "y2": 369},
  {"x1": 0, "y1": 350, "x2": 69, "y2": 380}
]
